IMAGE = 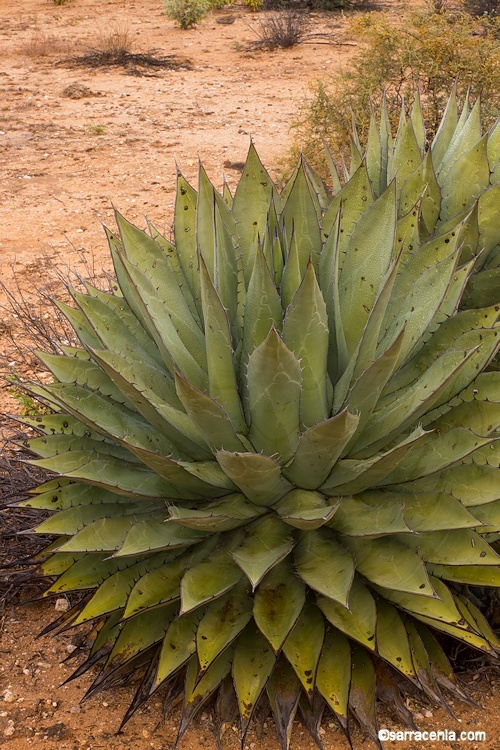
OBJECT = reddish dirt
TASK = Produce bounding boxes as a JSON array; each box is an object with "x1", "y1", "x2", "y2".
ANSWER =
[{"x1": 0, "y1": 1, "x2": 499, "y2": 749}]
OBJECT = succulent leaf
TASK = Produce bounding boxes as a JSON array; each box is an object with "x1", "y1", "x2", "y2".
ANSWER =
[
  {"x1": 293, "y1": 529, "x2": 354, "y2": 605},
  {"x1": 253, "y1": 560, "x2": 306, "y2": 651},
  {"x1": 196, "y1": 580, "x2": 252, "y2": 673},
  {"x1": 232, "y1": 625, "x2": 276, "y2": 732},
  {"x1": 200, "y1": 257, "x2": 246, "y2": 433},
  {"x1": 266, "y1": 658, "x2": 302, "y2": 750},
  {"x1": 316, "y1": 629, "x2": 351, "y2": 728},
  {"x1": 231, "y1": 515, "x2": 295, "y2": 589},
  {"x1": 281, "y1": 160, "x2": 323, "y2": 274},
  {"x1": 348, "y1": 644, "x2": 380, "y2": 747},
  {"x1": 282, "y1": 602, "x2": 325, "y2": 700},
  {"x1": 173, "y1": 172, "x2": 201, "y2": 312},
  {"x1": 376, "y1": 599, "x2": 418, "y2": 683},
  {"x1": 283, "y1": 410, "x2": 359, "y2": 489},
  {"x1": 232, "y1": 143, "x2": 276, "y2": 283},
  {"x1": 282, "y1": 260, "x2": 330, "y2": 428},
  {"x1": 317, "y1": 576, "x2": 376, "y2": 650},
  {"x1": 247, "y1": 328, "x2": 301, "y2": 462}
]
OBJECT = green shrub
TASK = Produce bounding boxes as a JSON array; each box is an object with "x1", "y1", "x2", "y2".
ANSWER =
[
  {"x1": 207, "y1": 0, "x2": 234, "y2": 9},
  {"x1": 163, "y1": 0, "x2": 209, "y2": 28},
  {"x1": 242, "y1": 0, "x2": 263, "y2": 11},
  {"x1": 8, "y1": 384, "x2": 50, "y2": 417},
  {"x1": 292, "y1": 8, "x2": 500, "y2": 174},
  {"x1": 242, "y1": 0, "x2": 372, "y2": 11}
]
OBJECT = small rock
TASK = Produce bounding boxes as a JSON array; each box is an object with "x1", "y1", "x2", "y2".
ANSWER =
[
  {"x1": 413, "y1": 712, "x2": 424, "y2": 720},
  {"x1": 3, "y1": 690, "x2": 15, "y2": 703},
  {"x1": 4, "y1": 722, "x2": 15, "y2": 737},
  {"x1": 62, "y1": 83, "x2": 98, "y2": 100},
  {"x1": 424, "y1": 710, "x2": 433, "y2": 718},
  {"x1": 40, "y1": 723, "x2": 67, "y2": 740},
  {"x1": 55, "y1": 598, "x2": 70, "y2": 612},
  {"x1": 66, "y1": 644, "x2": 77, "y2": 654},
  {"x1": 318, "y1": 727, "x2": 326, "y2": 736},
  {"x1": 224, "y1": 160, "x2": 245, "y2": 172},
  {"x1": 70, "y1": 706, "x2": 81, "y2": 714}
]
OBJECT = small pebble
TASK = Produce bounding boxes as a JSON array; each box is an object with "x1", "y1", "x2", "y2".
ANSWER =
[
  {"x1": 55, "y1": 598, "x2": 70, "y2": 612},
  {"x1": 3, "y1": 690, "x2": 15, "y2": 703},
  {"x1": 70, "y1": 706, "x2": 81, "y2": 714},
  {"x1": 66, "y1": 644, "x2": 77, "y2": 654},
  {"x1": 413, "y1": 712, "x2": 424, "y2": 720},
  {"x1": 424, "y1": 710, "x2": 433, "y2": 718}
]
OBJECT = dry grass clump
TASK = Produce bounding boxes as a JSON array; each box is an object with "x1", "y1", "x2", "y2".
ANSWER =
[
  {"x1": 249, "y1": 8, "x2": 312, "y2": 49},
  {"x1": 0, "y1": 446, "x2": 50, "y2": 618},
  {"x1": 70, "y1": 23, "x2": 191, "y2": 71},
  {"x1": 93, "y1": 24, "x2": 136, "y2": 58},
  {"x1": 21, "y1": 30, "x2": 73, "y2": 59}
]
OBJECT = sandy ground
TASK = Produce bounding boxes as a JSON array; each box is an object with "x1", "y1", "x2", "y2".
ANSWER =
[
  {"x1": 0, "y1": 0, "x2": 499, "y2": 748},
  {"x1": 0, "y1": 0, "x2": 357, "y2": 411}
]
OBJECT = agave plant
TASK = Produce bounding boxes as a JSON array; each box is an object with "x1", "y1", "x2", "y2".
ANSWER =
[{"x1": 17, "y1": 87, "x2": 500, "y2": 749}]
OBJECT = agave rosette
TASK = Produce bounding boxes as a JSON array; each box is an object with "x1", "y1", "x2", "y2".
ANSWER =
[{"x1": 19, "y1": 88, "x2": 500, "y2": 748}]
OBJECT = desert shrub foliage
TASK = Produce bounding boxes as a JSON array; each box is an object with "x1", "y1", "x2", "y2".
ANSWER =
[{"x1": 293, "y1": 7, "x2": 500, "y2": 173}]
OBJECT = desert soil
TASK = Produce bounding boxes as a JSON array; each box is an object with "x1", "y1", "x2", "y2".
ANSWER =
[{"x1": 0, "y1": 0, "x2": 499, "y2": 749}]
